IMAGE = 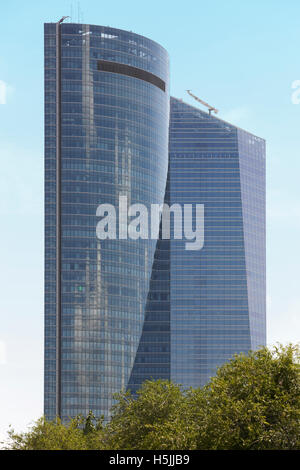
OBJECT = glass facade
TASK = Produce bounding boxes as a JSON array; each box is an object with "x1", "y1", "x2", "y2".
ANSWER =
[
  {"x1": 128, "y1": 98, "x2": 266, "y2": 392},
  {"x1": 127, "y1": 175, "x2": 171, "y2": 393},
  {"x1": 44, "y1": 22, "x2": 169, "y2": 421},
  {"x1": 168, "y1": 97, "x2": 266, "y2": 387}
]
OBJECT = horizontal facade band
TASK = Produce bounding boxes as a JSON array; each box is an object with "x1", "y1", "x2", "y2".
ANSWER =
[{"x1": 97, "y1": 60, "x2": 166, "y2": 92}]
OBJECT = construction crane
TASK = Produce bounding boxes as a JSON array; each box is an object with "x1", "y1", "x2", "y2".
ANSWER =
[
  {"x1": 186, "y1": 90, "x2": 218, "y2": 115},
  {"x1": 58, "y1": 16, "x2": 70, "y2": 24}
]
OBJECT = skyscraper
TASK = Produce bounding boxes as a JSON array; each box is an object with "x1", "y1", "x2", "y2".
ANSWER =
[
  {"x1": 44, "y1": 21, "x2": 169, "y2": 421},
  {"x1": 168, "y1": 98, "x2": 266, "y2": 387},
  {"x1": 44, "y1": 20, "x2": 266, "y2": 421},
  {"x1": 128, "y1": 97, "x2": 266, "y2": 392}
]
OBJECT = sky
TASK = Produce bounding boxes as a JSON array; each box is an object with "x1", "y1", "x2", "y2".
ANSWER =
[{"x1": 0, "y1": 0, "x2": 300, "y2": 442}]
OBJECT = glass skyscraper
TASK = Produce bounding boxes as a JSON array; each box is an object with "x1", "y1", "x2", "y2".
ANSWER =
[
  {"x1": 44, "y1": 21, "x2": 169, "y2": 421},
  {"x1": 44, "y1": 20, "x2": 266, "y2": 421},
  {"x1": 128, "y1": 97, "x2": 266, "y2": 391},
  {"x1": 168, "y1": 98, "x2": 266, "y2": 387}
]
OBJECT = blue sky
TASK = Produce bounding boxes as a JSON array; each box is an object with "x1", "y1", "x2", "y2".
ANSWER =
[{"x1": 1, "y1": 0, "x2": 300, "y2": 440}]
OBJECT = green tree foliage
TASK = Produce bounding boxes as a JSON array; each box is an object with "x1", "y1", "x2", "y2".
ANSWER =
[
  {"x1": 103, "y1": 380, "x2": 197, "y2": 449},
  {"x1": 191, "y1": 344, "x2": 300, "y2": 449},
  {"x1": 4, "y1": 413, "x2": 104, "y2": 450},
  {"x1": 4, "y1": 344, "x2": 300, "y2": 450}
]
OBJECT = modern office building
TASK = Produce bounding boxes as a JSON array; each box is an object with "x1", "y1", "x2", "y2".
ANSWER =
[
  {"x1": 44, "y1": 21, "x2": 169, "y2": 421},
  {"x1": 44, "y1": 20, "x2": 266, "y2": 421},
  {"x1": 168, "y1": 97, "x2": 266, "y2": 387},
  {"x1": 128, "y1": 97, "x2": 266, "y2": 392}
]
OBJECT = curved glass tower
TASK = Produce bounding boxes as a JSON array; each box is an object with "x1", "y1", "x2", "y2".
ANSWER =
[{"x1": 44, "y1": 21, "x2": 169, "y2": 421}]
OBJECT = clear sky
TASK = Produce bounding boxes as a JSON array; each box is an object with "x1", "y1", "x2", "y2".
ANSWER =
[{"x1": 1, "y1": 0, "x2": 300, "y2": 441}]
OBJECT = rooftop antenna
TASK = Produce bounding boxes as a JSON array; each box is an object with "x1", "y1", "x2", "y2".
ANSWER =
[{"x1": 186, "y1": 90, "x2": 218, "y2": 115}]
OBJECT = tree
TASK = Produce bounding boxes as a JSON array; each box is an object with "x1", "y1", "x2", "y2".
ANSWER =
[
  {"x1": 4, "y1": 413, "x2": 104, "y2": 450},
  {"x1": 103, "y1": 344, "x2": 300, "y2": 450},
  {"x1": 103, "y1": 380, "x2": 197, "y2": 450},
  {"x1": 190, "y1": 344, "x2": 300, "y2": 449}
]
